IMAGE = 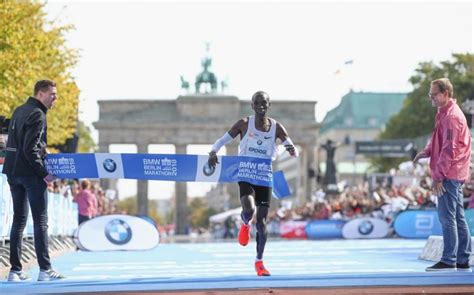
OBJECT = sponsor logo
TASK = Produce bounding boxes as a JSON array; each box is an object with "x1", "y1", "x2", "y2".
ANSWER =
[
  {"x1": 103, "y1": 158, "x2": 117, "y2": 173},
  {"x1": 202, "y1": 162, "x2": 216, "y2": 176},
  {"x1": 358, "y1": 220, "x2": 374, "y2": 235},
  {"x1": 257, "y1": 140, "x2": 263, "y2": 145},
  {"x1": 249, "y1": 147, "x2": 267, "y2": 155},
  {"x1": 104, "y1": 219, "x2": 132, "y2": 245},
  {"x1": 415, "y1": 214, "x2": 434, "y2": 230}
]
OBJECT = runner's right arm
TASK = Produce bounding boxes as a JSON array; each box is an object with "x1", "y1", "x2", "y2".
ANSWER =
[{"x1": 208, "y1": 118, "x2": 247, "y2": 167}]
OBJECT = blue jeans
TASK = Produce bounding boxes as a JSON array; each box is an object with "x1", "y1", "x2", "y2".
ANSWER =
[
  {"x1": 437, "y1": 179, "x2": 472, "y2": 265},
  {"x1": 7, "y1": 175, "x2": 51, "y2": 271}
]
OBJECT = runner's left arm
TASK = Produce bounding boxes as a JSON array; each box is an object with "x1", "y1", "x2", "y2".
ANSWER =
[{"x1": 276, "y1": 123, "x2": 298, "y2": 157}]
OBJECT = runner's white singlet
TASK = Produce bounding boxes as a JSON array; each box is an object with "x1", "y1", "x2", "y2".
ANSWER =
[{"x1": 239, "y1": 115, "x2": 277, "y2": 160}]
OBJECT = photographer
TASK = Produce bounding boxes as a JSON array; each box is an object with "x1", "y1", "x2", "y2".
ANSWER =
[
  {"x1": 0, "y1": 116, "x2": 9, "y2": 164},
  {"x1": 0, "y1": 134, "x2": 5, "y2": 165}
]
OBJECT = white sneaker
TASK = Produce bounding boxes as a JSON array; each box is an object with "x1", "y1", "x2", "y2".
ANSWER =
[
  {"x1": 7, "y1": 270, "x2": 31, "y2": 282},
  {"x1": 37, "y1": 269, "x2": 66, "y2": 281}
]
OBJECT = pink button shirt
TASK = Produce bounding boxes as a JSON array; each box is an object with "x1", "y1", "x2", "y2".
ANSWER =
[
  {"x1": 423, "y1": 99, "x2": 471, "y2": 182},
  {"x1": 74, "y1": 189, "x2": 98, "y2": 217}
]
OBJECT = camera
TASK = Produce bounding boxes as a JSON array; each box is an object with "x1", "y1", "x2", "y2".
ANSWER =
[{"x1": 0, "y1": 116, "x2": 11, "y2": 135}]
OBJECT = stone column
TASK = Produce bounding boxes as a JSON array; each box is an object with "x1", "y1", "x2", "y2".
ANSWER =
[
  {"x1": 136, "y1": 143, "x2": 149, "y2": 216},
  {"x1": 298, "y1": 144, "x2": 317, "y2": 203},
  {"x1": 175, "y1": 144, "x2": 188, "y2": 235},
  {"x1": 299, "y1": 146, "x2": 308, "y2": 204},
  {"x1": 304, "y1": 144, "x2": 316, "y2": 201},
  {"x1": 225, "y1": 144, "x2": 241, "y2": 209}
]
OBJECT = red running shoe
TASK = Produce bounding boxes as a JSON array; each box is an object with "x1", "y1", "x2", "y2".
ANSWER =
[
  {"x1": 255, "y1": 261, "x2": 270, "y2": 276},
  {"x1": 238, "y1": 223, "x2": 250, "y2": 246}
]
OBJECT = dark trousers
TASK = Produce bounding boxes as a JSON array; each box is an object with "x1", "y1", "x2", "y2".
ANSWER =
[
  {"x1": 7, "y1": 175, "x2": 51, "y2": 271},
  {"x1": 78, "y1": 214, "x2": 91, "y2": 225}
]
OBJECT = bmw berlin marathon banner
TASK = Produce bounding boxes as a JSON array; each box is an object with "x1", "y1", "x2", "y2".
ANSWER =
[{"x1": 44, "y1": 153, "x2": 291, "y2": 198}]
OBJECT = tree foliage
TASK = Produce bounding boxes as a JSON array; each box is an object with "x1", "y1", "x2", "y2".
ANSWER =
[
  {"x1": 371, "y1": 53, "x2": 474, "y2": 171},
  {"x1": 116, "y1": 196, "x2": 164, "y2": 225},
  {"x1": 77, "y1": 121, "x2": 97, "y2": 153},
  {"x1": 188, "y1": 198, "x2": 217, "y2": 229},
  {"x1": 0, "y1": 0, "x2": 79, "y2": 146}
]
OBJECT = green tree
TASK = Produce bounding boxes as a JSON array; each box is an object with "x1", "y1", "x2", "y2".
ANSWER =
[
  {"x1": 188, "y1": 197, "x2": 217, "y2": 229},
  {"x1": 116, "y1": 195, "x2": 137, "y2": 214},
  {"x1": 371, "y1": 53, "x2": 474, "y2": 171},
  {"x1": 0, "y1": 0, "x2": 79, "y2": 146},
  {"x1": 116, "y1": 196, "x2": 164, "y2": 225},
  {"x1": 77, "y1": 121, "x2": 97, "y2": 152}
]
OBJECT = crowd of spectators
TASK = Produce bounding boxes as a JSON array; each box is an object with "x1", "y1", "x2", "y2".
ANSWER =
[
  {"x1": 47, "y1": 178, "x2": 118, "y2": 218},
  {"x1": 270, "y1": 160, "x2": 474, "y2": 225}
]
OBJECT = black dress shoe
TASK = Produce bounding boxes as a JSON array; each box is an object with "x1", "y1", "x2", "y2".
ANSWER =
[
  {"x1": 425, "y1": 261, "x2": 456, "y2": 272},
  {"x1": 456, "y1": 262, "x2": 472, "y2": 272}
]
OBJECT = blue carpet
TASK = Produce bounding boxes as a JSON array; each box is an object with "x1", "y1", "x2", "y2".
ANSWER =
[{"x1": 1, "y1": 239, "x2": 473, "y2": 294}]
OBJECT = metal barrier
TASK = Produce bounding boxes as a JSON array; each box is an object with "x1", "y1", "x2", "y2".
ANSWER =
[{"x1": 0, "y1": 166, "x2": 78, "y2": 244}]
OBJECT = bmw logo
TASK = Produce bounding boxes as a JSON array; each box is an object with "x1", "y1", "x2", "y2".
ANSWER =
[
  {"x1": 203, "y1": 162, "x2": 216, "y2": 176},
  {"x1": 105, "y1": 219, "x2": 132, "y2": 245},
  {"x1": 103, "y1": 158, "x2": 117, "y2": 173},
  {"x1": 358, "y1": 220, "x2": 374, "y2": 235},
  {"x1": 257, "y1": 140, "x2": 263, "y2": 145}
]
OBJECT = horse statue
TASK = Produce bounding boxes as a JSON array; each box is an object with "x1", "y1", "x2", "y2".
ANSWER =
[
  {"x1": 221, "y1": 79, "x2": 228, "y2": 93},
  {"x1": 195, "y1": 57, "x2": 218, "y2": 94},
  {"x1": 180, "y1": 75, "x2": 190, "y2": 91}
]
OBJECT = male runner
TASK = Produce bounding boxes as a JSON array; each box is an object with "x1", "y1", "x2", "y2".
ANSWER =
[{"x1": 208, "y1": 91, "x2": 298, "y2": 276}]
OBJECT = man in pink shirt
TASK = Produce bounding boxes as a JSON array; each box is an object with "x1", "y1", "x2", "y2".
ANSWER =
[
  {"x1": 414, "y1": 78, "x2": 472, "y2": 272},
  {"x1": 73, "y1": 179, "x2": 98, "y2": 225}
]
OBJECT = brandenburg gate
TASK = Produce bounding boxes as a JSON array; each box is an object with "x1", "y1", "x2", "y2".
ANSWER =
[{"x1": 94, "y1": 52, "x2": 319, "y2": 234}]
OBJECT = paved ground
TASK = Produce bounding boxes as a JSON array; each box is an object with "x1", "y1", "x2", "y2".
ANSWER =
[{"x1": 1, "y1": 239, "x2": 473, "y2": 294}]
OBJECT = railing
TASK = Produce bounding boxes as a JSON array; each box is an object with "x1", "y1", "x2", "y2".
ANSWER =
[{"x1": 0, "y1": 166, "x2": 78, "y2": 245}]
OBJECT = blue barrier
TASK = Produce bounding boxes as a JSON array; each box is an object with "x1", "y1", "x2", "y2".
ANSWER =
[
  {"x1": 305, "y1": 220, "x2": 346, "y2": 239},
  {"x1": 393, "y1": 210, "x2": 442, "y2": 238},
  {"x1": 464, "y1": 209, "x2": 474, "y2": 236}
]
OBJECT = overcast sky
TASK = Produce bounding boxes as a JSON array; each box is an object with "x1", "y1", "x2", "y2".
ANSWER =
[{"x1": 44, "y1": 0, "x2": 473, "y2": 199}]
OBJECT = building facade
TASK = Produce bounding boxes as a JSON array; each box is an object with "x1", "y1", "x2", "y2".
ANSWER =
[{"x1": 318, "y1": 91, "x2": 406, "y2": 184}]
